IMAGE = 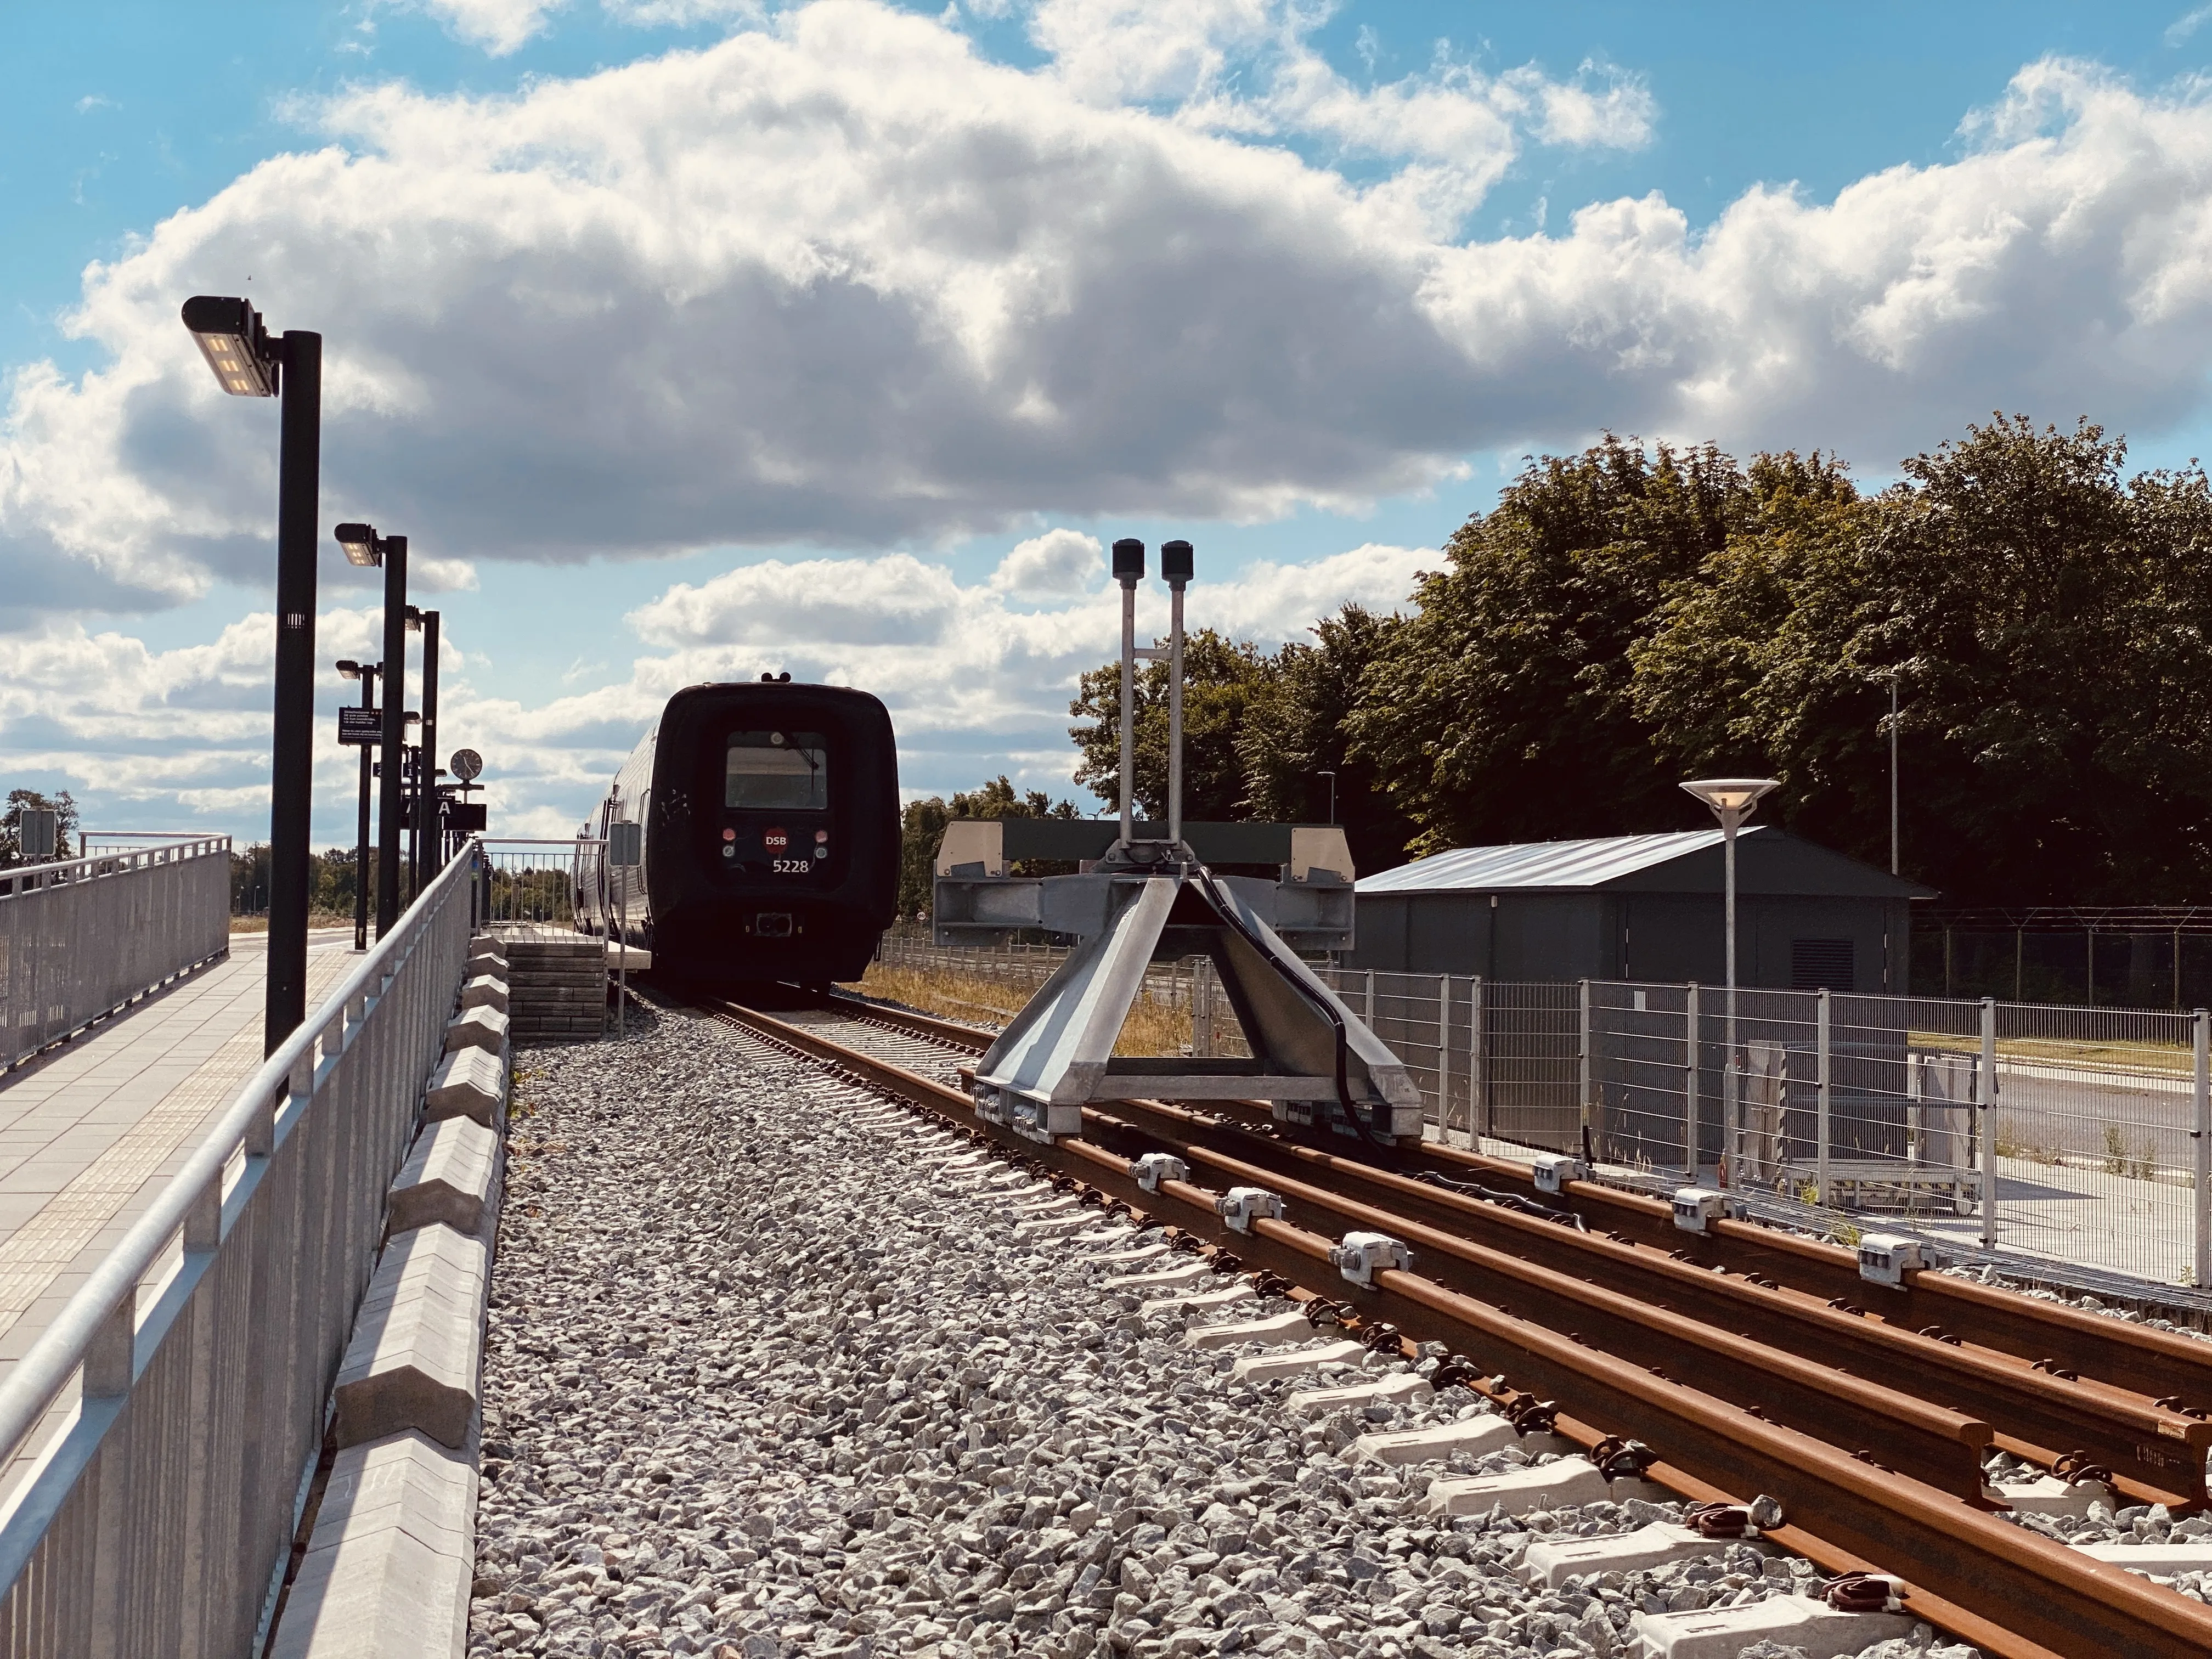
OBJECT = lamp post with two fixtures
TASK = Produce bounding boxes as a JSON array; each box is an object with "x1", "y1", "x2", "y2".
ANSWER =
[
  {"x1": 1680, "y1": 776, "x2": 1781, "y2": 1187},
  {"x1": 334, "y1": 523, "x2": 409, "y2": 936},
  {"x1": 179, "y1": 296, "x2": 320, "y2": 1053}
]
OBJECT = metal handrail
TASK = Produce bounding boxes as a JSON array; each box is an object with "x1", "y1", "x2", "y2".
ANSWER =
[
  {"x1": 0, "y1": 836, "x2": 230, "y2": 890},
  {"x1": 0, "y1": 838, "x2": 481, "y2": 1530}
]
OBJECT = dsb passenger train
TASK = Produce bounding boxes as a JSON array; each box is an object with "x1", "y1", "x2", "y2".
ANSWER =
[{"x1": 574, "y1": 680, "x2": 900, "y2": 986}]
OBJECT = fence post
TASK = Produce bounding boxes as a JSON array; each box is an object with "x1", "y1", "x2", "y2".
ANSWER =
[
  {"x1": 2196, "y1": 1008, "x2": 2209, "y2": 1289},
  {"x1": 1577, "y1": 979, "x2": 1593, "y2": 1154},
  {"x1": 1979, "y1": 996, "x2": 1998, "y2": 1253},
  {"x1": 1193, "y1": 958, "x2": 1214, "y2": 1057},
  {"x1": 1816, "y1": 989, "x2": 1831, "y2": 1207},
  {"x1": 1684, "y1": 983, "x2": 1701, "y2": 1181},
  {"x1": 1437, "y1": 976, "x2": 1454, "y2": 1140},
  {"x1": 1364, "y1": 969, "x2": 1375, "y2": 1028},
  {"x1": 1471, "y1": 975, "x2": 1486, "y2": 1143}
]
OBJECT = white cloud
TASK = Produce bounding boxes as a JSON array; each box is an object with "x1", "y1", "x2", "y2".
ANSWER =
[
  {"x1": 12, "y1": 20, "x2": 2212, "y2": 635},
  {"x1": 0, "y1": 538, "x2": 1426, "y2": 844},
  {"x1": 988, "y1": 527, "x2": 1103, "y2": 596},
  {"x1": 413, "y1": 0, "x2": 565, "y2": 54}
]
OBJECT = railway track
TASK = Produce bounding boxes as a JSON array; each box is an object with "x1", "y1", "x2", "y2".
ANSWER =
[{"x1": 680, "y1": 986, "x2": 2212, "y2": 1659}]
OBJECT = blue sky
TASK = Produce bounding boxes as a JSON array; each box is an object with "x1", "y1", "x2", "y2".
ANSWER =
[{"x1": 8, "y1": 1, "x2": 2212, "y2": 845}]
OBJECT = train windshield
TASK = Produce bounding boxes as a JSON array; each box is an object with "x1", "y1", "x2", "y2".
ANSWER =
[{"x1": 726, "y1": 731, "x2": 828, "y2": 810}]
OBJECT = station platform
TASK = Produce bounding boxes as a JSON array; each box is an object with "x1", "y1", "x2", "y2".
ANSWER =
[{"x1": 0, "y1": 927, "x2": 360, "y2": 1375}]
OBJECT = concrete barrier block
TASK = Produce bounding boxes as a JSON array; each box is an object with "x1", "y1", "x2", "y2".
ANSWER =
[
  {"x1": 1284, "y1": 1370, "x2": 1431, "y2": 1419},
  {"x1": 1520, "y1": 1521, "x2": 1712, "y2": 1588},
  {"x1": 458, "y1": 975, "x2": 509, "y2": 1015},
  {"x1": 1424, "y1": 1456, "x2": 1610, "y2": 1517},
  {"x1": 1230, "y1": 1338, "x2": 1368, "y2": 1383},
  {"x1": 424, "y1": 1047, "x2": 505, "y2": 1129},
  {"x1": 444, "y1": 1005, "x2": 509, "y2": 1056},
  {"x1": 389, "y1": 1116, "x2": 501, "y2": 1239},
  {"x1": 1185, "y1": 1308, "x2": 1321, "y2": 1351},
  {"x1": 334, "y1": 1226, "x2": 488, "y2": 1451},
  {"x1": 1104, "y1": 1260, "x2": 1214, "y2": 1293},
  {"x1": 269, "y1": 1430, "x2": 475, "y2": 1659},
  {"x1": 1138, "y1": 1282, "x2": 1256, "y2": 1318},
  {"x1": 1350, "y1": 1414, "x2": 1518, "y2": 1466},
  {"x1": 1629, "y1": 1592, "x2": 1914, "y2": 1658}
]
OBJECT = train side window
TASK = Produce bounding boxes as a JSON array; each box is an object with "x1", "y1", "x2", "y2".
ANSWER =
[{"x1": 726, "y1": 731, "x2": 828, "y2": 810}]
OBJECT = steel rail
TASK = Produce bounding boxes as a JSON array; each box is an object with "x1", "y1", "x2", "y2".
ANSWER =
[
  {"x1": 1087, "y1": 1093, "x2": 2210, "y2": 1509},
  {"x1": 701, "y1": 995, "x2": 2212, "y2": 1659},
  {"x1": 822, "y1": 990, "x2": 2212, "y2": 1424}
]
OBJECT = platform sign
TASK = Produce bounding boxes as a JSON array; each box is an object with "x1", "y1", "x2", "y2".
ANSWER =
[
  {"x1": 18, "y1": 809, "x2": 56, "y2": 860},
  {"x1": 447, "y1": 803, "x2": 487, "y2": 833},
  {"x1": 337, "y1": 707, "x2": 382, "y2": 746},
  {"x1": 609, "y1": 821, "x2": 642, "y2": 867}
]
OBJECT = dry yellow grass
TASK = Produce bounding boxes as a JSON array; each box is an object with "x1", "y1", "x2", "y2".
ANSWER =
[
  {"x1": 842, "y1": 961, "x2": 1215, "y2": 1056},
  {"x1": 1912, "y1": 1029, "x2": 2195, "y2": 1075}
]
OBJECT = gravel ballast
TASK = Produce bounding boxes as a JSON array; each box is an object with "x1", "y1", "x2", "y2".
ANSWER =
[{"x1": 470, "y1": 1007, "x2": 1989, "y2": 1659}]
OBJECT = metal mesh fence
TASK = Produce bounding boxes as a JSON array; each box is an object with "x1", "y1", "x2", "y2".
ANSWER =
[{"x1": 871, "y1": 934, "x2": 2210, "y2": 1287}]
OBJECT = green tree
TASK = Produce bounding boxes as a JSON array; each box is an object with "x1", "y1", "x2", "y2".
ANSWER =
[
  {"x1": 1632, "y1": 417, "x2": 2212, "y2": 902},
  {"x1": 895, "y1": 777, "x2": 1082, "y2": 919},
  {"x1": 1068, "y1": 629, "x2": 1271, "y2": 820},
  {"x1": 1, "y1": 789, "x2": 78, "y2": 865},
  {"x1": 1346, "y1": 437, "x2": 1760, "y2": 855},
  {"x1": 1239, "y1": 604, "x2": 1418, "y2": 874}
]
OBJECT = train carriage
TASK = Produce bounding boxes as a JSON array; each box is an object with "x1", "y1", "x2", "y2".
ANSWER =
[{"x1": 575, "y1": 679, "x2": 899, "y2": 986}]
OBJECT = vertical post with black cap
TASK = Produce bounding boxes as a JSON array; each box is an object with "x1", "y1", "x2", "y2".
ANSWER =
[
  {"x1": 1161, "y1": 540, "x2": 1192, "y2": 849},
  {"x1": 180, "y1": 296, "x2": 320, "y2": 1053},
  {"x1": 1111, "y1": 539, "x2": 1144, "y2": 850}
]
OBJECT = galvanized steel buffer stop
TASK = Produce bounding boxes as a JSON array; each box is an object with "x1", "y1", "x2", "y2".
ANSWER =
[{"x1": 949, "y1": 538, "x2": 1424, "y2": 1146}]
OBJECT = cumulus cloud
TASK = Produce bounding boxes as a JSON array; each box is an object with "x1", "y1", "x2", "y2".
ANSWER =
[
  {"x1": 413, "y1": 0, "x2": 565, "y2": 54},
  {"x1": 10, "y1": 17, "x2": 2212, "y2": 631},
  {"x1": 0, "y1": 538, "x2": 1427, "y2": 842},
  {"x1": 989, "y1": 527, "x2": 1103, "y2": 597}
]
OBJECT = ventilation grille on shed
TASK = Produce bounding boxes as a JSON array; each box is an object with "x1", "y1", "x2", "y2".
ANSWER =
[{"x1": 1791, "y1": 938, "x2": 1854, "y2": 991}]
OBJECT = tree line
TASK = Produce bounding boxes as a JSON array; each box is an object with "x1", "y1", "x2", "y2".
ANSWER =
[{"x1": 1051, "y1": 415, "x2": 2212, "y2": 907}]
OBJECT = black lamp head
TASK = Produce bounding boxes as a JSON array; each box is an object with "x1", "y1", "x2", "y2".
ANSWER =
[
  {"x1": 1111, "y1": 538, "x2": 1145, "y2": 585},
  {"x1": 1160, "y1": 539, "x2": 1193, "y2": 586},
  {"x1": 180, "y1": 296, "x2": 278, "y2": 398}
]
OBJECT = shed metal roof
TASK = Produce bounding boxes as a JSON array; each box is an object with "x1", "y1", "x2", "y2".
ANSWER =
[{"x1": 1357, "y1": 827, "x2": 1933, "y2": 899}]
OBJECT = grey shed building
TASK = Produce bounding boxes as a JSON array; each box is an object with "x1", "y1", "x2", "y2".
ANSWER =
[{"x1": 1345, "y1": 828, "x2": 1932, "y2": 992}]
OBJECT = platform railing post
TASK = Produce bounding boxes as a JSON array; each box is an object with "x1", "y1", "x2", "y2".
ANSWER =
[
  {"x1": 2194, "y1": 1008, "x2": 2209, "y2": 1289},
  {"x1": 1578, "y1": 978, "x2": 1593, "y2": 1155},
  {"x1": 1471, "y1": 975, "x2": 1486, "y2": 1143},
  {"x1": 1685, "y1": 982, "x2": 1701, "y2": 1180},
  {"x1": 1437, "y1": 976, "x2": 1453, "y2": 1138},
  {"x1": 1979, "y1": 996, "x2": 1998, "y2": 1252},
  {"x1": 1816, "y1": 989, "x2": 1831, "y2": 1206}
]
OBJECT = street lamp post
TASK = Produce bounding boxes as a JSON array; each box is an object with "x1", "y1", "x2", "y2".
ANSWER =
[
  {"x1": 181, "y1": 296, "x2": 321, "y2": 1055},
  {"x1": 1680, "y1": 777, "x2": 1781, "y2": 1188},
  {"x1": 337, "y1": 523, "x2": 409, "y2": 936},
  {"x1": 335, "y1": 659, "x2": 380, "y2": 951}
]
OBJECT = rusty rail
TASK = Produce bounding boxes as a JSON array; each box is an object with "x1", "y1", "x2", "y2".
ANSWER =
[
  {"x1": 717, "y1": 992, "x2": 2212, "y2": 1659},
  {"x1": 827, "y1": 988, "x2": 2212, "y2": 1463}
]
